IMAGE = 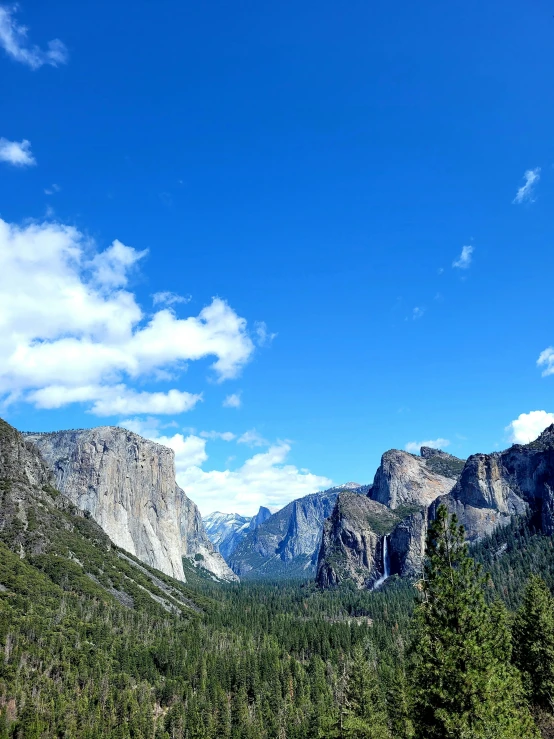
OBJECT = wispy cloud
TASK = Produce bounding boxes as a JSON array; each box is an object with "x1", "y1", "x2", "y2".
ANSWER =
[
  {"x1": 237, "y1": 429, "x2": 268, "y2": 447},
  {"x1": 452, "y1": 245, "x2": 473, "y2": 269},
  {"x1": 0, "y1": 5, "x2": 68, "y2": 69},
  {"x1": 405, "y1": 438, "x2": 450, "y2": 454},
  {"x1": 152, "y1": 291, "x2": 191, "y2": 307},
  {"x1": 538, "y1": 347, "x2": 554, "y2": 377},
  {"x1": 506, "y1": 410, "x2": 554, "y2": 444},
  {"x1": 513, "y1": 167, "x2": 541, "y2": 205},
  {"x1": 44, "y1": 183, "x2": 60, "y2": 195},
  {"x1": 0, "y1": 137, "x2": 35, "y2": 166},
  {"x1": 412, "y1": 306, "x2": 425, "y2": 320},
  {"x1": 223, "y1": 392, "x2": 242, "y2": 409},
  {"x1": 254, "y1": 321, "x2": 277, "y2": 347},
  {"x1": 200, "y1": 430, "x2": 236, "y2": 441}
]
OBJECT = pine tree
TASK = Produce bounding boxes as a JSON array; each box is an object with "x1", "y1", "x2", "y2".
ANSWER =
[
  {"x1": 343, "y1": 644, "x2": 391, "y2": 739},
  {"x1": 409, "y1": 504, "x2": 539, "y2": 739},
  {"x1": 513, "y1": 574, "x2": 554, "y2": 711}
]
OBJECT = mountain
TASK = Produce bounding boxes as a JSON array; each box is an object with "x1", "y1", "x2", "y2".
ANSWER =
[
  {"x1": 228, "y1": 485, "x2": 367, "y2": 579},
  {"x1": 24, "y1": 426, "x2": 237, "y2": 582},
  {"x1": 316, "y1": 447, "x2": 465, "y2": 588},
  {"x1": 370, "y1": 448, "x2": 459, "y2": 509},
  {"x1": 316, "y1": 493, "x2": 403, "y2": 588},
  {"x1": 203, "y1": 506, "x2": 271, "y2": 560},
  {"x1": 0, "y1": 418, "x2": 207, "y2": 615},
  {"x1": 317, "y1": 429, "x2": 554, "y2": 589}
]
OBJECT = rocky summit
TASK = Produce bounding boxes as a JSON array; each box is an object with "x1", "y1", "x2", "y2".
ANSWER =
[
  {"x1": 316, "y1": 447, "x2": 464, "y2": 588},
  {"x1": 317, "y1": 428, "x2": 554, "y2": 589},
  {"x1": 24, "y1": 426, "x2": 237, "y2": 582}
]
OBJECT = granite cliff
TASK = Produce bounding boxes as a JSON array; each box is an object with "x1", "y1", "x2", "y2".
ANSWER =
[
  {"x1": 25, "y1": 426, "x2": 237, "y2": 582},
  {"x1": 317, "y1": 448, "x2": 463, "y2": 588},
  {"x1": 317, "y1": 429, "x2": 554, "y2": 589},
  {"x1": 229, "y1": 485, "x2": 367, "y2": 579},
  {"x1": 203, "y1": 506, "x2": 271, "y2": 560}
]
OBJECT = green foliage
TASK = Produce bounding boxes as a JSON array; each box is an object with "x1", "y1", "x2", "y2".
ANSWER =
[
  {"x1": 514, "y1": 575, "x2": 554, "y2": 711},
  {"x1": 409, "y1": 505, "x2": 539, "y2": 739},
  {"x1": 343, "y1": 645, "x2": 391, "y2": 738}
]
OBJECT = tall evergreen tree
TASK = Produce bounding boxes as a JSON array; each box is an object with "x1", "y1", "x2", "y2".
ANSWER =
[
  {"x1": 343, "y1": 644, "x2": 391, "y2": 739},
  {"x1": 409, "y1": 505, "x2": 539, "y2": 739},
  {"x1": 513, "y1": 574, "x2": 554, "y2": 711}
]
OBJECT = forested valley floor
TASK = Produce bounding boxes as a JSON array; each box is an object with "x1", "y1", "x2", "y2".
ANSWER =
[{"x1": 2, "y1": 509, "x2": 554, "y2": 738}]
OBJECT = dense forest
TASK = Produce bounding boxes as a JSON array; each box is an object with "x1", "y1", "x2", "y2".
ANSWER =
[{"x1": 2, "y1": 498, "x2": 554, "y2": 738}]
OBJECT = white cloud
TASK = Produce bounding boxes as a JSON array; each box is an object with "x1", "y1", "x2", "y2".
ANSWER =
[
  {"x1": 152, "y1": 291, "x2": 191, "y2": 307},
  {"x1": 405, "y1": 438, "x2": 450, "y2": 454},
  {"x1": 0, "y1": 137, "x2": 35, "y2": 166},
  {"x1": 254, "y1": 321, "x2": 276, "y2": 347},
  {"x1": 0, "y1": 5, "x2": 68, "y2": 69},
  {"x1": 223, "y1": 392, "x2": 242, "y2": 408},
  {"x1": 538, "y1": 347, "x2": 554, "y2": 377},
  {"x1": 44, "y1": 183, "x2": 60, "y2": 195},
  {"x1": 412, "y1": 306, "x2": 425, "y2": 320},
  {"x1": 29, "y1": 385, "x2": 202, "y2": 416},
  {"x1": 179, "y1": 442, "x2": 333, "y2": 516},
  {"x1": 90, "y1": 239, "x2": 147, "y2": 289},
  {"x1": 507, "y1": 410, "x2": 554, "y2": 444},
  {"x1": 513, "y1": 167, "x2": 541, "y2": 205},
  {"x1": 200, "y1": 430, "x2": 236, "y2": 441},
  {"x1": 452, "y1": 245, "x2": 473, "y2": 269},
  {"x1": 116, "y1": 419, "x2": 332, "y2": 515},
  {"x1": 237, "y1": 429, "x2": 268, "y2": 447},
  {"x1": 0, "y1": 217, "x2": 256, "y2": 415}
]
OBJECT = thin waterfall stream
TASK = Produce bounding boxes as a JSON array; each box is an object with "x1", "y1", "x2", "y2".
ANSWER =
[{"x1": 372, "y1": 535, "x2": 390, "y2": 590}]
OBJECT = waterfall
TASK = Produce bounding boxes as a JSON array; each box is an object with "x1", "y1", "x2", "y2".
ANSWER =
[{"x1": 372, "y1": 535, "x2": 390, "y2": 590}]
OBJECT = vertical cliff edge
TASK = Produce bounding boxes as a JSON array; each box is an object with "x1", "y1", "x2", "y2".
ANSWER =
[{"x1": 24, "y1": 426, "x2": 237, "y2": 582}]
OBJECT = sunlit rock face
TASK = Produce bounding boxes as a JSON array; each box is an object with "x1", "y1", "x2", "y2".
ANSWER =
[
  {"x1": 25, "y1": 426, "x2": 237, "y2": 582},
  {"x1": 370, "y1": 449, "x2": 458, "y2": 509},
  {"x1": 317, "y1": 429, "x2": 554, "y2": 590}
]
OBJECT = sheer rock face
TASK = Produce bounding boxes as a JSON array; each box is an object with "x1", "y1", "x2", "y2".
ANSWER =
[
  {"x1": 229, "y1": 487, "x2": 363, "y2": 579},
  {"x1": 317, "y1": 429, "x2": 554, "y2": 590},
  {"x1": 316, "y1": 493, "x2": 398, "y2": 589},
  {"x1": 203, "y1": 506, "x2": 272, "y2": 561},
  {"x1": 370, "y1": 450, "x2": 458, "y2": 509},
  {"x1": 388, "y1": 507, "x2": 429, "y2": 579},
  {"x1": 25, "y1": 427, "x2": 237, "y2": 582}
]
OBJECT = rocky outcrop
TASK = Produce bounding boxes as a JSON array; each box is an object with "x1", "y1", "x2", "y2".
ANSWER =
[
  {"x1": 370, "y1": 449, "x2": 460, "y2": 509},
  {"x1": 316, "y1": 493, "x2": 401, "y2": 589},
  {"x1": 248, "y1": 505, "x2": 271, "y2": 531},
  {"x1": 203, "y1": 506, "x2": 272, "y2": 561},
  {"x1": 25, "y1": 426, "x2": 237, "y2": 582},
  {"x1": 318, "y1": 429, "x2": 554, "y2": 589},
  {"x1": 229, "y1": 486, "x2": 365, "y2": 579}
]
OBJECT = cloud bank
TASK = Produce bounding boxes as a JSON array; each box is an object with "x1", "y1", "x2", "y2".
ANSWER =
[
  {"x1": 120, "y1": 418, "x2": 332, "y2": 516},
  {"x1": 0, "y1": 217, "x2": 256, "y2": 415}
]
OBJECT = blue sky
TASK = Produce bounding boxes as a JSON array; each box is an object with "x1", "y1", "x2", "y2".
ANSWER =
[{"x1": 1, "y1": 0, "x2": 553, "y2": 515}]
